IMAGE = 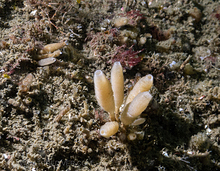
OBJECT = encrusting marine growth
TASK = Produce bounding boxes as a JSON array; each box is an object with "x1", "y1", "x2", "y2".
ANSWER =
[{"x1": 94, "y1": 62, "x2": 153, "y2": 138}]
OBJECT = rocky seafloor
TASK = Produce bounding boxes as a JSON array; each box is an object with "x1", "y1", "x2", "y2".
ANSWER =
[{"x1": 0, "y1": 0, "x2": 220, "y2": 170}]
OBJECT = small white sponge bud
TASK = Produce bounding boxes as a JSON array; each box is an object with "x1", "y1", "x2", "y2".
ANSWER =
[{"x1": 100, "y1": 121, "x2": 119, "y2": 138}]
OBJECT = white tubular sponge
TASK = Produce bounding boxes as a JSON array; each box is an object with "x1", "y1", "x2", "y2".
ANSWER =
[
  {"x1": 121, "y1": 91, "x2": 152, "y2": 125},
  {"x1": 40, "y1": 42, "x2": 66, "y2": 54},
  {"x1": 94, "y1": 70, "x2": 115, "y2": 120},
  {"x1": 125, "y1": 74, "x2": 153, "y2": 105},
  {"x1": 111, "y1": 62, "x2": 124, "y2": 117}
]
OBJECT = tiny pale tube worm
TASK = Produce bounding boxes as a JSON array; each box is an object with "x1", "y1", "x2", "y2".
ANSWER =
[
  {"x1": 100, "y1": 121, "x2": 119, "y2": 138},
  {"x1": 54, "y1": 105, "x2": 70, "y2": 122},
  {"x1": 94, "y1": 70, "x2": 115, "y2": 120},
  {"x1": 40, "y1": 42, "x2": 66, "y2": 54},
  {"x1": 121, "y1": 91, "x2": 152, "y2": 125},
  {"x1": 111, "y1": 62, "x2": 124, "y2": 118},
  {"x1": 125, "y1": 74, "x2": 153, "y2": 105}
]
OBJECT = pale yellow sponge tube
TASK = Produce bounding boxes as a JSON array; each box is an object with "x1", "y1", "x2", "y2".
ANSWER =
[
  {"x1": 111, "y1": 62, "x2": 124, "y2": 118},
  {"x1": 94, "y1": 70, "x2": 115, "y2": 120},
  {"x1": 39, "y1": 42, "x2": 66, "y2": 54},
  {"x1": 121, "y1": 91, "x2": 152, "y2": 125},
  {"x1": 125, "y1": 74, "x2": 153, "y2": 105},
  {"x1": 100, "y1": 121, "x2": 119, "y2": 138}
]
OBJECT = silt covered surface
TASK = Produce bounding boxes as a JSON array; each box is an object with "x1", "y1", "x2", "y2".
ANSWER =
[{"x1": 0, "y1": 0, "x2": 220, "y2": 170}]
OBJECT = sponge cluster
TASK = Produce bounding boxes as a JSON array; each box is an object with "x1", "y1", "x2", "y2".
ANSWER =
[{"x1": 94, "y1": 62, "x2": 153, "y2": 138}]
